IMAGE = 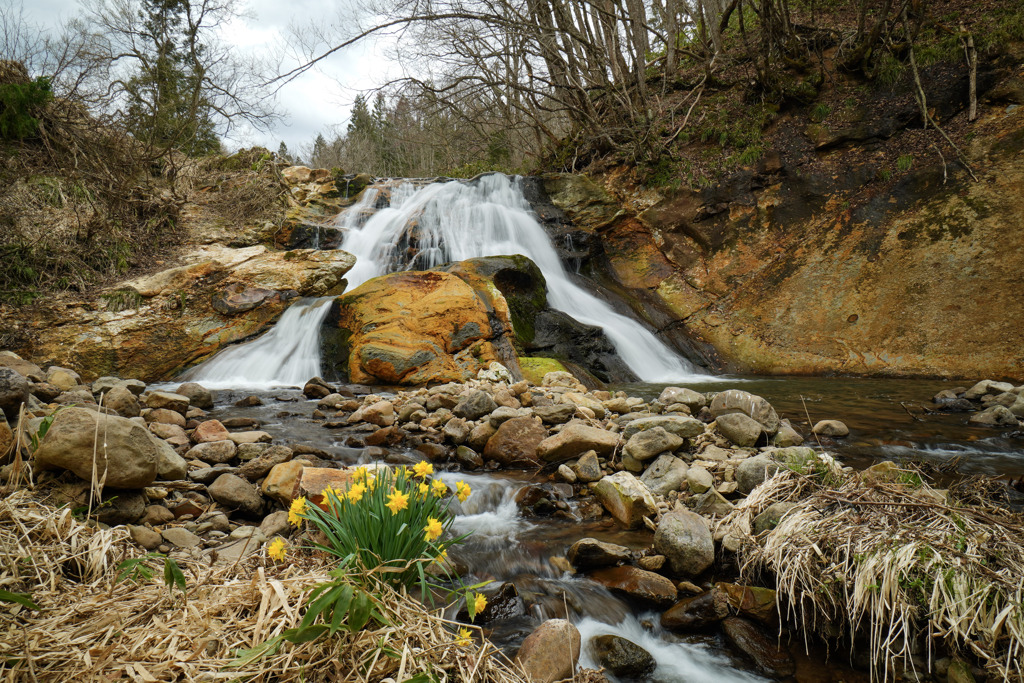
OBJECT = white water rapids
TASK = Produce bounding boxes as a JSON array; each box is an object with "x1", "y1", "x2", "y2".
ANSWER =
[{"x1": 338, "y1": 174, "x2": 707, "y2": 383}]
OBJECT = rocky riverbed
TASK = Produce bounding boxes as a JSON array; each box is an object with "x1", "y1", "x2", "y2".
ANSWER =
[{"x1": 3, "y1": 350, "x2": 1022, "y2": 681}]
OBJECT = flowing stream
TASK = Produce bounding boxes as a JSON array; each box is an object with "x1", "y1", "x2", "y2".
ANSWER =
[{"x1": 336, "y1": 174, "x2": 708, "y2": 383}]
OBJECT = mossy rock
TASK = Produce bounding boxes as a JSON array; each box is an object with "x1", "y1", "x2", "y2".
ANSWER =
[{"x1": 518, "y1": 357, "x2": 569, "y2": 385}]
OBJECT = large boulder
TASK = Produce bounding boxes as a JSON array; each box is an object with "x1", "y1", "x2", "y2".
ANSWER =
[
  {"x1": 735, "y1": 454, "x2": 784, "y2": 493},
  {"x1": 537, "y1": 421, "x2": 619, "y2": 461},
  {"x1": 589, "y1": 635, "x2": 656, "y2": 679},
  {"x1": 654, "y1": 509, "x2": 714, "y2": 577},
  {"x1": 623, "y1": 426, "x2": 683, "y2": 461},
  {"x1": 716, "y1": 413, "x2": 764, "y2": 447},
  {"x1": 567, "y1": 538, "x2": 632, "y2": 570},
  {"x1": 658, "y1": 386, "x2": 707, "y2": 411},
  {"x1": 324, "y1": 270, "x2": 516, "y2": 384},
  {"x1": 588, "y1": 566, "x2": 678, "y2": 605},
  {"x1": 709, "y1": 390, "x2": 780, "y2": 435},
  {"x1": 639, "y1": 454, "x2": 689, "y2": 496},
  {"x1": 33, "y1": 407, "x2": 160, "y2": 488},
  {"x1": 515, "y1": 619, "x2": 581, "y2": 683},
  {"x1": 484, "y1": 416, "x2": 547, "y2": 466},
  {"x1": 593, "y1": 472, "x2": 656, "y2": 528}
]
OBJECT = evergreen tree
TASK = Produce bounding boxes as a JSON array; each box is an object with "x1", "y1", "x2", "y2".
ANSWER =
[
  {"x1": 311, "y1": 133, "x2": 327, "y2": 167},
  {"x1": 277, "y1": 140, "x2": 291, "y2": 163}
]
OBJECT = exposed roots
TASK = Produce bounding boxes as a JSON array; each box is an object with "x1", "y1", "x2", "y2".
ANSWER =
[
  {"x1": 719, "y1": 465, "x2": 1024, "y2": 682},
  {"x1": 0, "y1": 490, "x2": 528, "y2": 682}
]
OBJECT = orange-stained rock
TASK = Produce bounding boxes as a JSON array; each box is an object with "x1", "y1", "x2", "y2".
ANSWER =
[
  {"x1": 588, "y1": 566, "x2": 678, "y2": 606},
  {"x1": 298, "y1": 467, "x2": 357, "y2": 509},
  {"x1": 515, "y1": 619, "x2": 581, "y2": 683},
  {"x1": 327, "y1": 270, "x2": 516, "y2": 385},
  {"x1": 192, "y1": 419, "x2": 231, "y2": 443},
  {"x1": 262, "y1": 460, "x2": 304, "y2": 505}
]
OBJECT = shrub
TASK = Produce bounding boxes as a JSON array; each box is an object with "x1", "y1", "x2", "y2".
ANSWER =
[{"x1": 0, "y1": 77, "x2": 52, "y2": 141}]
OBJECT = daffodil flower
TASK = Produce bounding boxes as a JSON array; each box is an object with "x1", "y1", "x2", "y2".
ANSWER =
[
  {"x1": 347, "y1": 482, "x2": 366, "y2": 503},
  {"x1": 267, "y1": 537, "x2": 287, "y2": 561},
  {"x1": 431, "y1": 479, "x2": 448, "y2": 498},
  {"x1": 424, "y1": 517, "x2": 443, "y2": 541},
  {"x1": 412, "y1": 461, "x2": 434, "y2": 478},
  {"x1": 386, "y1": 489, "x2": 410, "y2": 514},
  {"x1": 456, "y1": 480, "x2": 471, "y2": 503},
  {"x1": 288, "y1": 496, "x2": 307, "y2": 526}
]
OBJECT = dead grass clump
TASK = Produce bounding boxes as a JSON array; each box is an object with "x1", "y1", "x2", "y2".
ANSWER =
[
  {"x1": 0, "y1": 489, "x2": 528, "y2": 682},
  {"x1": 720, "y1": 463, "x2": 1024, "y2": 682}
]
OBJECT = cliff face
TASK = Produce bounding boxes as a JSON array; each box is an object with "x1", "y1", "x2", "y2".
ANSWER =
[{"x1": 541, "y1": 106, "x2": 1024, "y2": 379}]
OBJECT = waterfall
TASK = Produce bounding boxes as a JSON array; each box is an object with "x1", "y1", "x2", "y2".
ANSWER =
[
  {"x1": 181, "y1": 296, "x2": 334, "y2": 388},
  {"x1": 337, "y1": 174, "x2": 708, "y2": 382}
]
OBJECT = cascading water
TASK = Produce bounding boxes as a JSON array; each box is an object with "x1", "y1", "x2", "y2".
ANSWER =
[
  {"x1": 337, "y1": 174, "x2": 711, "y2": 383},
  {"x1": 181, "y1": 296, "x2": 334, "y2": 388}
]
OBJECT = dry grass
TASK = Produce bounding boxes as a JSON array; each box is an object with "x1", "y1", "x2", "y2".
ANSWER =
[
  {"x1": 718, "y1": 463, "x2": 1024, "y2": 682},
  {"x1": 0, "y1": 489, "x2": 529, "y2": 682}
]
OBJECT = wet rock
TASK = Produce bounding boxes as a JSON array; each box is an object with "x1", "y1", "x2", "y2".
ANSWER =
[
  {"x1": 621, "y1": 415, "x2": 704, "y2": 440},
  {"x1": 515, "y1": 484, "x2": 558, "y2": 515},
  {"x1": 593, "y1": 472, "x2": 656, "y2": 528},
  {"x1": 964, "y1": 379, "x2": 1014, "y2": 400},
  {"x1": 454, "y1": 390, "x2": 499, "y2": 420},
  {"x1": 716, "y1": 413, "x2": 764, "y2": 447},
  {"x1": 538, "y1": 421, "x2": 619, "y2": 461},
  {"x1": 567, "y1": 538, "x2": 631, "y2": 570},
  {"x1": 0, "y1": 367, "x2": 30, "y2": 419},
  {"x1": 722, "y1": 617, "x2": 794, "y2": 677},
  {"x1": 176, "y1": 382, "x2": 214, "y2": 409},
  {"x1": 639, "y1": 454, "x2": 689, "y2": 496},
  {"x1": 238, "y1": 445, "x2": 294, "y2": 481},
  {"x1": 658, "y1": 387, "x2": 706, "y2": 412},
  {"x1": 968, "y1": 405, "x2": 1019, "y2": 426},
  {"x1": 589, "y1": 634, "x2": 656, "y2": 678},
  {"x1": 624, "y1": 427, "x2": 683, "y2": 462},
  {"x1": 812, "y1": 419, "x2": 849, "y2": 437},
  {"x1": 588, "y1": 566, "x2": 677, "y2": 605},
  {"x1": 464, "y1": 582, "x2": 524, "y2": 623},
  {"x1": 710, "y1": 390, "x2": 780, "y2": 435},
  {"x1": 661, "y1": 587, "x2": 730, "y2": 630},
  {"x1": 717, "y1": 583, "x2": 777, "y2": 623},
  {"x1": 685, "y1": 466, "x2": 713, "y2": 494},
  {"x1": 753, "y1": 501, "x2": 798, "y2": 535},
  {"x1": 654, "y1": 509, "x2": 714, "y2": 577},
  {"x1": 209, "y1": 474, "x2": 263, "y2": 515},
  {"x1": 533, "y1": 403, "x2": 576, "y2": 424},
  {"x1": 693, "y1": 488, "x2": 735, "y2": 517},
  {"x1": 485, "y1": 416, "x2": 548, "y2": 466},
  {"x1": 145, "y1": 391, "x2": 190, "y2": 415},
  {"x1": 302, "y1": 381, "x2": 332, "y2": 400},
  {"x1": 235, "y1": 395, "x2": 263, "y2": 407},
  {"x1": 33, "y1": 407, "x2": 159, "y2": 488},
  {"x1": 161, "y1": 527, "x2": 203, "y2": 549},
  {"x1": 262, "y1": 461, "x2": 304, "y2": 505},
  {"x1": 193, "y1": 419, "x2": 231, "y2": 443},
  {"x1": 455, "y1": 445, "x2": 484, "y2": 469},
  {"x1": 515, "y1": 619, "x2": 581, "y2": 683},
  {"x1": 186, "y1": 440, "x2": 237, "y2": 464},
  {"x1": 572, "y1": 451, "x2": 603, "y2": 483},
  {"x1": 735, "y1": 454, "x2": 783, "y2": 494}
]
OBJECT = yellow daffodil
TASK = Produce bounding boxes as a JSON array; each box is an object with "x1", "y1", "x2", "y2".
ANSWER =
[
  {"x1": 288, "y1": 496, "x2": 307, "y2": 526},
  {"x1": 412, "y1": 461, "x2": 434, "y2": 478},
  {"x1": 424, "y1": 517, "x2": 443, "y2": 542},
  {"x1": 456, "y1": 627, "x2": 472, "y2": 646},
  {"x1": 456, "y1": 480, "x2": 472, "y2": 503},
  {"x1": 353, "y1": 466, "x2": 369, "y2": 483},
  {"x1": 267, "y1": 537, "x2": 287, "y2": 561},
  {"x1": 418, "y1": 482, "x2": 430, "y2": 496},
  {"x1": 432, "y1": 479, "x2": 448, "y2": 498},
  {"x1": 385, "y1": 489, "x2": 410, "y2": 514},
  {"x1": 347, "y1": 482, "x2": 366, "y2": 503},
  {"x1": 433, "y1": 549, "x2": 449, "y2": 565},
  {"x1": 472, "y1": 592, "x2": 487, "y2": 618}
]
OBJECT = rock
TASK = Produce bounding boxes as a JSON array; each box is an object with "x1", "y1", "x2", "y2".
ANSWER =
[
  {"x1": 638, "y1": 555, "x2": 665, "y2": 571},
  {"x1": 661, "y1": 587, "x2": 731, "y2": 630},
  {"x1": 484, "y1": 416, "x2": 547, "y2": 466},
  {"x1": 639, "y1": 454, "x2": 689, "y2": 496},
  {"x1": 176, "y1": 382, "x2": 214, "y2": 409},
  {"x1": 94, "y1": 490, "x2": 148, "y2": 525},
  {"x1": 968, "y1": 405, "x2": 1019, "y2": 426},
  {"x1": 716, "y1": 413, "x2": 764, "y2": 447},
  {"x1": 624, "y1": 427, "x2": 683, "y2": 462},
  {"x1": 658, "y1": 387, "x2": 706, "y2": 412},
  {"x1": 297, "y1": 467, "x2": 359, "y2": 503},
  {"x1": 487, "y1": 405, "x2": 525, "y2": 427},
  {"x1": 709, "y1": 390, "x2": 780, "y2": 434},
  {"x1": 193, "y1": 419, "x2": 231, "y2": 443},
  {"x1": 442, "y1": 417, "x2": 471, "y2": 444},
  {"x1": 735, "y1": 454, "x2": 783, "y2": 494},
  {"x1": 621, "y1": 415, "x2": 704, "y2": 440},
  {"x1": 466, "y1": 421, "x2": 496, "y2": 450},
  {"x1": 772, "y1": 421, "x2": 804, "y2": 447},
  {"x1": 33, "y1": 407, "x2": 159, "y2": 488},
  {"x1": 161, "y1": 527, "x2": 203, "y2": 549},
  {"x1": 261, "y1": 461, "x2": 304, "y2": 505},
  {"x1": 477, "y1": 361, "x2": 512, "y2": 383},
  {"x1": 515, "y1": 619, "x2": 581, "y2": 683},
  {"x1": 753, "y1": 501, "x2": 798, "y2": 535},
  {"x1": 128, "y1": 525, "x2": 162, "y2": 550},
  {"x1": 588, "y1": 566, "x2": 677, "y2": 605},
  {"x1": 453, "y1": 391, "x2": 498, "y2": 421},
  {"x1": 537, "y1": 421, "x2": 619, "y2": 461},
  {"x1": 237, "y1": 445, "x2": 293, "y2": 481},
  {"x1": 0, "y1": 367, "x2": 30, "y2": 419},
  {"x1": 0, "y1": 413, "x2": 13, "y2": 464},
  {"x1": 685, "y1": 466, "x2": 713, "y2": 494},
  {"x1": 145, "y1": 408, "x2": 186, "y2": 428},
  {"x1": 185, "y1": 440, "x2": 237, "y2": 464},
  {"x1": 964, "y1": 379, "x2": 1015, "y2": 400},
  {"x1": 812, "y1": 419, "x2": 849, "y2": 437},
  {"x1": 717, "y1": 583, "x2": 778, "y2": 623},
  {"x1": 145, "y1": 391, "x2": 190, "y2": 415},
  {"x1": 259, "y1": 510, "x2": 290, "y2": 538},
  {"x1": 350, "y1": 401, "x2": 395, "y2": 427},
  {"x1": 572, "y1": 451, "x2": 603, "y2": 483},
  {"x1": 589, "y1": 635, "x2": 656, "y2": 678},
  {"x1": 29, "y1": 381, "x2": 61, "y2": 403},
  {"x1": 302, "y1": 381, "x2": 331, "y2": 399},
  {"x1": 722, "y1": 617, "x2": 794, "y2": 677},
  {"x1": 532, "y1": 403, "x2": 576, "y2": 424},
  {"x1": 567, "y1": 538, "x2": 631, "y2": 570},
  {"x1": 454, "y1": 445, "x2": 484, "y2": 469},
  {"x1": 236, "y1": 442, "x2": 271, "y2": 460},
  {"x1": 99, "y1": 385, "x2": 141, "y2": 418},
  {"x1": 93, "y1": 377, "x2": 146, "y2": 396},
  {"x1": 154, "y1": 439, "x2": 188, "y2": 480},
  {"x1": 228, "y1": 431, "x2": 272, "y2": 444},
  {"x1": 561, "y1": 393, "x2": 606, "y2": 419},
  {"x1": 141, "y1": 504, "x2": 174, "y2": 525},
  {"x1": 654, "y1": 509, "x2": 714, "y2": 577},
  {"x1": 190, "y1": 466, "x2": 233, "y2": 485},
  {"x1": 1010, "y1": 395, "x2": 1024, "y2": 417},
  {"x1": 693, "y1": 488, "x2": 735, "y2": 516},
  {"x1": 44, "y1": 366, "x2": 80, "y2": 391},
  {"x1": 556, "y1": 463, "x2": 577, "y2": 482},
  {"x1": 209, "y1": 474, "x2": 263, "y2": 516},
  {"x1": 593, "y1": 472, "x2": 656, "y2": 528},
  {"x1": 947, "y1": 659, "x2": 977, "y2": 683},
  {"x1": 235, "y1": 395, "x2": 263, "y2": 407}
]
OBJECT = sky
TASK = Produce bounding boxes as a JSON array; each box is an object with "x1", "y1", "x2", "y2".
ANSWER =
[{"x1": 16, "y1": 0, "x2": 395, "y2": 154}]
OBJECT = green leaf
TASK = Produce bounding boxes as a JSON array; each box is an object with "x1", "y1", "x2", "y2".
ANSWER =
[
  {"x1": 0, "y1": 589, "x2": 40, "y2": 610},
  {"x1": 163, "y1": 557, "x2": 187, "y2": 594},
  {"x1": 328, "y1": 584, "x2": 354, "y2": 635},
  {"x1": 226, "y1": 635, "x2": 285, "y2": 667},
  {"x1": 284, "y1": 624, "x2": 330, "y2": 644},
  {"x1": 347, "y1": 589, "x2": 372, "y2": 632}
]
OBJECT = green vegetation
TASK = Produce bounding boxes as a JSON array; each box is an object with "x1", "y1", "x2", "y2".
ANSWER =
[
  {"x1": 897, "y1": 155, "x2": 914, "y2": 172},
  {"x1": 101, "y1": 288, "x2": 144, "y2": 312},
  {"x1": 0, "y1": 77, "x2": 52, "y2": 141},
  {"x1": 116, "y1": 553, "x2": 188, "y2": 597}
]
